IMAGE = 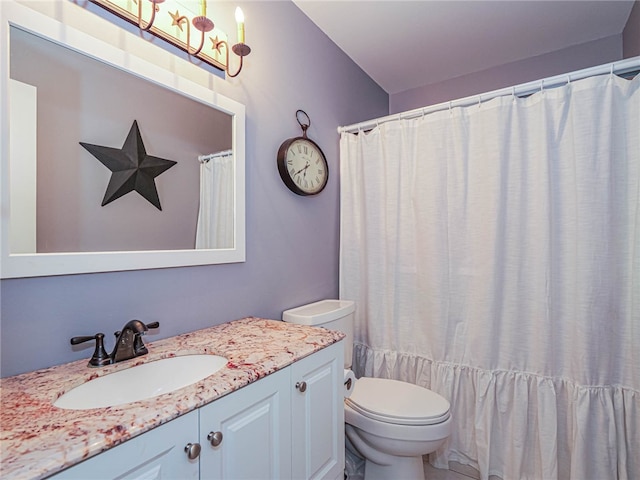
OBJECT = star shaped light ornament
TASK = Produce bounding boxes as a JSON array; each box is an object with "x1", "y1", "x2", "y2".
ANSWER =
[
  {"x1": 169, "y1": 10, "x2": 187, "y2": 31},
  {"x1": 80, "y1": 121, "x2": 177, "y2": 210}
]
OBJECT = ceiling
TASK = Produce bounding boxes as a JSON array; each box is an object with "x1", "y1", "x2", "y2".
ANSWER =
[{"x1": 293, "y1": 0, "x2": 636, "y2": 95}]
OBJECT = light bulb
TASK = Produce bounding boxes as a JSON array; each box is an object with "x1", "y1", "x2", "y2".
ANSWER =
[
  {"x1": 235, "y1": 7, "x2": 245, "y2": 44},
  {"x1": 235, "y1": 7, "x2": 244, "y2": 23}
]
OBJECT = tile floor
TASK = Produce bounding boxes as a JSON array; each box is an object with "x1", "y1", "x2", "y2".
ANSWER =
[
  {"x1": 423, "y1": 459, "x2": 477, "y2": 480},
  {"x1": 423, "y1": 458, "x2": 503, "y2": 480},
  {"x1": 347, "y1": 451, "x2": 500, "y2": 480},
  {"x1": 423, "y1": 462, "x2": 475, "y2": 480}
]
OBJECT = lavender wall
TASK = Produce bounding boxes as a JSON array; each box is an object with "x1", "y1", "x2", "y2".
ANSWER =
[
  {"x1": 624, "y1": 0, "x2": 640, "y2": 58},
  {"x1": 390, "y1": 35, "x2": 624, "y2": 114},
  {"x1": 390, "y1": 4, "x2": 640, "y2": 115},
  {"x1": 0, "y1": 1, "x2": 388, "y2": 377}
]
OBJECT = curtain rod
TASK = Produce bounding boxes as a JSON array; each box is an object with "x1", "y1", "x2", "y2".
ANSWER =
[
  {"x1": 198, "y1": 149, "x2": 233, "y2": 163},
  {"x1": 338, "y1": 56, "x2": 640, "y2": 134}
]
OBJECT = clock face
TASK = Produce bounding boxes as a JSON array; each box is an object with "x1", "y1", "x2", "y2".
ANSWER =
[{"x1": 278, "y1": 137, "x2": 328, "y2": 195}]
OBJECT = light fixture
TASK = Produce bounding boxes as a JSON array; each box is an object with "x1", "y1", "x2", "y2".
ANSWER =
[{"x1": 91, "y1": 0, "x2": 251, "y2": 77}]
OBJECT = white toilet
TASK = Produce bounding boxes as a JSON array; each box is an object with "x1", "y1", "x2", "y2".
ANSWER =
[{"x1": 283, "y1": 299, "x2": 451, "y2": 480}]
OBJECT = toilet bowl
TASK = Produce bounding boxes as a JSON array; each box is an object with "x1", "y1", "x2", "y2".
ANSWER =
[
  {"x1": 344, "y1": 377, "x2": 451, "y2": 479},
  {"x1": 282, "y1": 300, "x2": 452, "y2": 480}
]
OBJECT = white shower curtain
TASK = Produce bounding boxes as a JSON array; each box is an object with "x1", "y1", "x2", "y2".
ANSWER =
[
  {"x1": 340, "y1": 73, "x2": 639, "y2": 480},
  {"x1": 195, "y1": 154, "x2": 234, "y2": 249}
]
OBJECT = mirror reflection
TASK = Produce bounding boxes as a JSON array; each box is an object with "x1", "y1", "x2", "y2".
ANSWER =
[{"x1": 9, "y1": 26, "x2": 233, "y2": 254}]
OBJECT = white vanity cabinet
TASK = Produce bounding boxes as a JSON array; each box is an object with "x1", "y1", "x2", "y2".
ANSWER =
[
  {"x1": 47, "y1": 341, "x2": 344, "y2": 480},
  {"x1": 291, "y1": 341, "x2": 345, "y2": 480},
  {"x1": 50, "y1": 409, "x2": 200, "y2": 479},
  {"x1": 200, "y1": 341, "x2": 344, "y2": 480},
  {"x1": 199, "y1": 367, "x2": 292, "y2": 479}
]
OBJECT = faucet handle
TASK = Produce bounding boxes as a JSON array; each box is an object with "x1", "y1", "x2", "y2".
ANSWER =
[
  {"x1": 71, "y1": 334, "x2": 100, "y2": 345},
  {"x1": 70, "y1": 333, "x2": 112, "y2": 367}
]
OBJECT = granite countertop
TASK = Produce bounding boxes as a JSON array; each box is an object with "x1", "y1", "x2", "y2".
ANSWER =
[{"x1": 0, "y1": 317, "x2": 344, "y2": 479}]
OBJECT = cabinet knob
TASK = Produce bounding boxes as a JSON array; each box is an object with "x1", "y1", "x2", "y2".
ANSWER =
[
  {"x1": 295, "y1": 381, "x2": 307, "y2": 393},
  {"x1": 184, "y1": 442, "x2": 201, "y2": 459},
  {"x1": 208, "y1": 431, "x2": 223, "y2": 447}
]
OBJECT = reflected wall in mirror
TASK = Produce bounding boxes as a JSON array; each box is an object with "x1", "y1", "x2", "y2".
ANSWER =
[
  {"x1": 11, "y1": 27, "x2": 232, "y2": 253},
  {"x1": 0, "y1": 1, "x2": 246, "y2": 278}
]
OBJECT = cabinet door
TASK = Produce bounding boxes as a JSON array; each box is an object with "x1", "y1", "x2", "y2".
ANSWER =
[
  {"x1": 49, "y1": 410, "x2": 199, "y2": 480},
  {"x1": 199, "y1": 367, "x2": 292, "y2": 480},
  {"x1": 291, "y1": 341, "x2": 345, "y2": 480}
]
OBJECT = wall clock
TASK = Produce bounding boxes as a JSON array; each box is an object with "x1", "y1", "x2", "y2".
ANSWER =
[{"x1": 277, "y1": 110, "x2": 328, "y2": 196}]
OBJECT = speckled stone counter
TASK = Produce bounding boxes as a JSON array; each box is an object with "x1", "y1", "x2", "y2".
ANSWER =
[{"x1": 0, "y1": 317, "x2": 344, "y2": 479}]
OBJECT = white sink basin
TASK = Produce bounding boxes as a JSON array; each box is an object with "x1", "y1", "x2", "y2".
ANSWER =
[{"x1": 54, "y1": 355, "x2": 228, "y2": 410}]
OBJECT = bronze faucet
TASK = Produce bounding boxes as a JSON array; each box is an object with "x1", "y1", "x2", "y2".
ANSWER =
[
  {"x1": 111, "y1": 319, "x2": 149, "y2": 363},
  {"x1": 70, "y1": 320, "x2": 159, "y2": 367}
]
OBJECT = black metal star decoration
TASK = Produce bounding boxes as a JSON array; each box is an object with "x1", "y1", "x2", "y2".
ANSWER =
[{"x1": 80, "y1": 120, "x2": 177, "y2": 210}]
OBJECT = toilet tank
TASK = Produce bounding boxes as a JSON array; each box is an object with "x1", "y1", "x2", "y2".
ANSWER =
[{"x1": 282, "y1": 299, "x2": 355, "y2": 369}]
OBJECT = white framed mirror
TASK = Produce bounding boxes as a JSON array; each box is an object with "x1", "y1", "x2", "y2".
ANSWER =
[{"x1": 0, "y1": 1, "x2": 245, "y2": 278}]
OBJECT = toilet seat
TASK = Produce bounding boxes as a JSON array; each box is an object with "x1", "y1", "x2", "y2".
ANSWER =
[{"x1": 345, "y1": 377, "x2": 450, "y2": 426}]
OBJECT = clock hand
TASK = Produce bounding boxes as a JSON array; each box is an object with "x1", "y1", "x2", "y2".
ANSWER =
[{"x1": 294, "y1": 162, "x2": 310, "y2": 176}]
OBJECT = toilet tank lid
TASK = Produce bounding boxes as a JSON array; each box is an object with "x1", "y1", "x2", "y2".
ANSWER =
[{"x1": 282, "y1": 299, "x2": 355, "y2": 326}]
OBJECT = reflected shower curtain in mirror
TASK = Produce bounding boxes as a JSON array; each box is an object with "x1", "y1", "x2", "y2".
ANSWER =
[
  {"x1": 195, "y1": 153, "x2": 234, "y2": 249},
  {"x1": 340, "y1": 73, "x2": 639, "y2": 480}
]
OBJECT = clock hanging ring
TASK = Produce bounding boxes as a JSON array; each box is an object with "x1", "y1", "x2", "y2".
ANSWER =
[{"x1": 277, "y1": 110, "x2": 328, "y2": 196}]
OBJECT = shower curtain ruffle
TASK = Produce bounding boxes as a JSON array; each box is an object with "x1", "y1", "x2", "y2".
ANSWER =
[{"x1": 353, "y1": 343, "x2": 639, "y2": 480}]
